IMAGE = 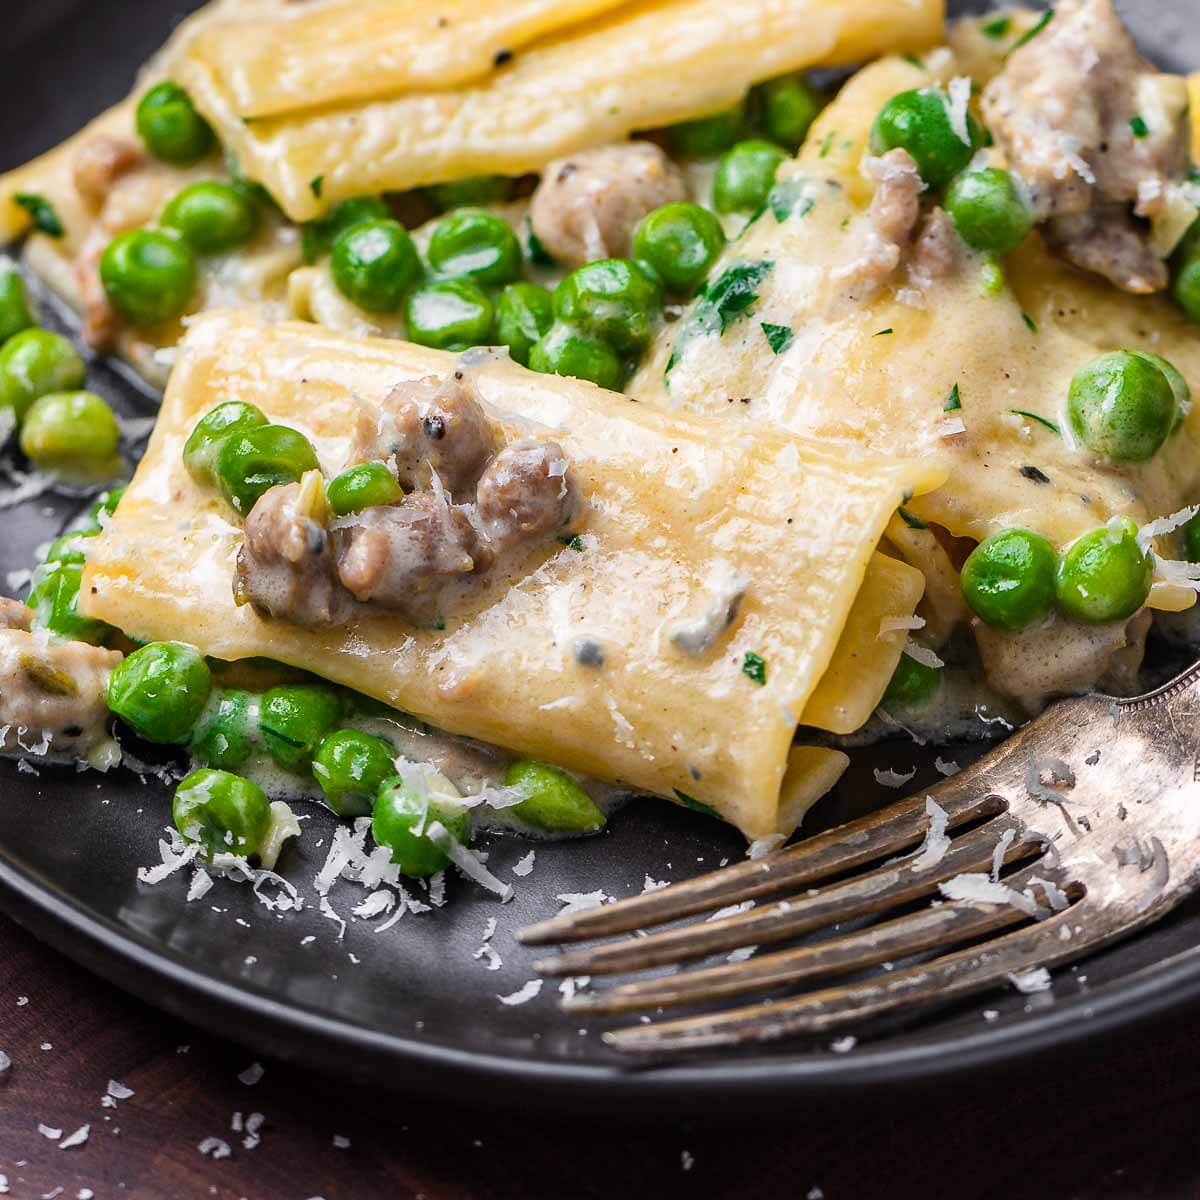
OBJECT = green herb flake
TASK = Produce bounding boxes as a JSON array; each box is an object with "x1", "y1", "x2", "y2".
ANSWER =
[
  {"x1": 767, "y1": 177, "x2": 816, "y2": 223},
  {"x1": 14, "y1": 193, "x2": 63, "y2": 237},
  {"x1": 667, "y1": 259, "x2": 774, "y2": 378},
  {"x1": 874, "y1": 327, "x2": 894, "y2": 337},
  {"x1": 309, "y1": 175, "x2": 325, "y2": 198},
  {"x1": 1130, "y1": 115, "x2": 1149, "y2": 139},
  {"x1": 943, "y1": 383, "x2": 962, "y2": 412},
  {"x1": 1022, "y1": 313, "x2": 1038, "y2": 334},
  {"x1": 742, "y1": 652, "x2": 767, "y2": 686},
  {"x1": 981, "y1": 14, "x2": 1012, "y2": 38},
  {"x1": 898, "y1": 507, "x2": 928, "y2": 530},
  {"x1": 980, "y1": 257, "x2": 1006, "y2": 295},
  {"x1": 902, "y1": 54, "x2": 925, "y2": 70},
  {"x1": 818, "y1": 131, "x2": 837, "y2": 158},
  {"x1": 761, "y1": 322, "x2": 793, "y2": 355},
  {"x1": 1009, "y1": 409, "x2": 1060, "y2": 434},
  {"x1": 558, "y1": 533, "x2": 585, "y2": 551},
  {"x1": 1011, "y1": 8, "x2": 1054, "y2": 52},
  {"x1": 673, "y1": 788, "x2": 721, "y2": 820}
]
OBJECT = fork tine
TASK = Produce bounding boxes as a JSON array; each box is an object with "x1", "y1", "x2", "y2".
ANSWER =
[
  {"x1": 535, "y1": 816, "x2": 1041, "y2": 977},
  {"x1": 602, "y1": 908, "x2": 1080, "y2": 1053},
  {"x1": 519, "y1": 779, "x2": 1006, "y2": 946}
]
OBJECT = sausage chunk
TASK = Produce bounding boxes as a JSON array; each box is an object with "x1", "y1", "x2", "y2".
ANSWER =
[
  {"x1": 72, "y1": 136, "x2": 145, "y2": 207},
  {"x1": 346, "y1": 375, "x2": 495, "y2": 496},
  {"x1": 865, "y1": 148, "x2": 923, "y2": 244},
  {"x1": 982, "y1": 0, "x2": 1188, "y2": 292},
  {"x1": 0, "y1": 629, "x2": 122, "y2": 767},
  {"x1": 0, "y1": 597, "x2": 32, "y2": 631},
  {"x1": 334, "y1": 493, "x2": 482, "y2": 625},
  {"x1": 475, "y1": 439, "x2": 576, "y2": 553},
  {"x1": 235, "y1": 482, "x2": 352, "y2": 627},
  {"x1": 530, "y1": 142, "x2": 687, "y2": 268}
]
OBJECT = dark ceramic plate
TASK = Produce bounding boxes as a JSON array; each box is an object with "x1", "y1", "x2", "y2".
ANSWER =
[{"x1": 2, "y1": 0, "x2": 1199, "y2": 1119}]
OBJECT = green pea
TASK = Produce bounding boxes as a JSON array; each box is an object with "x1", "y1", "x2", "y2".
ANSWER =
[
  {"x1": 1172, "y1": 253, "x2": 1200, "y2": 323},
  {"x1": 1067, "y1": 350, "x2": 1176, "y2": 464},
  {"x1": 759, "y1": 75, "x2": 824, "y2": 150},
  {"x1": 214, "y1": 423, "x2": 320, "y2": 515},
  {"x1": 425, "y1": 176, "x2": 512, "y2": 211},
  {"x1": 183, "y1": 400, "x2": 269, "y2": 488},
  {"x1": 426, "y1": 207, "x2": 522, "y2": 287},
  {"x1": 106, "y1": 641, "x2": 213, "y2": 744},
  {"x1": 302, "y1": 196, "x2": 391, "y2": 264},
  {"x1": 0, "y1": 328, "x2": 85, "y2": 425},
  {"x1": 372, "y1": 776, "x2": 471, "y2": 878},
  {"x1": 503, "y1": 758, "x2": 605, "y2": 834},
  {"x1": 313, "y1": 728, "x2": 397, "y2": 817},
  {"x1": 173, "y1": 768, "x2": 271, "y2": 859},
  {"x1": 136, "y1": 82, "x2": 214, "y2": 165},
  {"x1": 869, "y1": 87, "x2": 984, "y2": 188},
  {"x1": 1056, "y1": 518, "x2": 1151, "y2": 624},
  {"x1": 0, "y1": 269, "x2": 34, "y2": 344},
  {"x1": 553, "y1": 258, "x2": 661, "y2": 355},
  {"x1": 669, "y1": 99, "x2": 747, "y2": 158},
  {"x1": 494, "y1": 282, "x2": 554, "y2": 366},
  {"x1": 632, "y1": 202, "x2": 725, "y2": 294},
  {"x1": 713, "y1": 139, "x2": 788, "y2": 215},
  {"x1": 961, "y1": 528, "x2": 1058, "y2": 630},
  {"x1": 330, "y1": 218, "x2": 420, "y2": 312},
  {"x1": 881, "y1": 654, "x2": 942, "y2": 708},
  {"x1": 191, "y1": 689, "x2": 258, "y2": 772},
  {"x1": 325, "y1": 461, "x2": 403, "y2": 515},
  {"x1": 1184, "y1": 511, "x2": 1200, "y2": 563},
  {"x1": 160, "y1": 181, "x2": 259, "y2": 254},
  {"x1": 19, "y1": 391, "x2": 120, "y2": 478},
  {"x1": 100, "y1": 229, "x2": 196, "y2": 326},
  {"x1": 260, "y1": 684, "x2": 343, "y2": 773},
  {"x1": 528, "y1": 323, "x2": 622, "y2": 390},
  {"x1": 944, "y1": 167, "x2": 1032, "y2": 255},
  {"x1": 403, "y1": 279, "x2": 494, "y2": 351},
  {"x1": 27, "y1": 559, "x2": 110, "y2": 645},
  {"x1": 1131, "y1": 351, "x2": 1190, "y2": 430}
]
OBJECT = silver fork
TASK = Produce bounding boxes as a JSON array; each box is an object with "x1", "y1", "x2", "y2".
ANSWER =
[{"x1": 518, "y1": 660, "x2": 1200, "y2": 1054}]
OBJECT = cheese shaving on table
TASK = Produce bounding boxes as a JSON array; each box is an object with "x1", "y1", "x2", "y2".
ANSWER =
[
  {"x1": 910, "y1": 797, "x2": 951, "y2": 870},
  {"x1": 497, "y1": 980, "x2": 543, "y2": 1006},
  {"x1": 1008, "y1": 967, "x2": 1052, "y2": 994},
  {"x1": 556, "y1": 891, "x2": 609, "y2": 916},
  {"x1": 990, "y1": 828, "x2": 1016, "y2": 881},
  {"x1": 938, "y1": 872, "x2": 1047, "y2": 918},
  {"x1": 874, "y1": 766, "x2": 917, "y2": 789},
  {"x1": 935, "y1": 757, "x2": 960, "y2": 776}
]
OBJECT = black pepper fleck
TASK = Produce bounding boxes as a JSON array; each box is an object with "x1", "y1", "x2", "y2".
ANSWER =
[
  {"x1": 1020, "y1": 465, "x2": 1051, "y2": 484},
  {"x1": 494, "y1": 48, "x2": 513, "y2": 66}
]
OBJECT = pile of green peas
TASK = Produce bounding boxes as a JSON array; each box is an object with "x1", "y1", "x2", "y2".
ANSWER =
[
  {"x1": 0, "y1": 271, "x2": 123, "y2": 482},
  {"x1": 107, "y1": 641, "x2": 606, "y2": 875}
]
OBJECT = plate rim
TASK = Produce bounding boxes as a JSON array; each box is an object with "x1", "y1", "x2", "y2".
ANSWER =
[{"x1": 3, "y1": 843, "x2": 1199, "y2": 1114}]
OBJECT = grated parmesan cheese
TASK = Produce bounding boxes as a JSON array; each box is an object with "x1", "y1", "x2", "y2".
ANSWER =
[
  {"x1": 874, "y1": 766, "x2": 916, "y2": 789},
  {"x1": 1008, "y1": 966, "x2": 1052, "y2": 994},
  {"x1": 497, "y1": 980, "x2": 543, "y2": 1006},
  {"x1": 911, "y1": 797, "x2": 950, "y2": 870},
  {"x1": 947, "y1": 77, "x2": 973, "y2": 145}
]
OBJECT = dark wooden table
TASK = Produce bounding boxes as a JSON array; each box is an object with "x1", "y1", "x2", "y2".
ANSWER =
[{"x1": 0, "y1": 913, "x2": 1197, "y2": 1199}]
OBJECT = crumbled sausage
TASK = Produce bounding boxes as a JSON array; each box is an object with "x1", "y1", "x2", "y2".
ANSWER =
[
  {"x1": 235, "y1": 482, "x2": 352, "y2": 627},
  {"x1": 0, "y1": 597, "x2": 32, "y2": 631},
  {"x1": 72, "y1": 136, "x2": 145, "y2": 207},
  {"x1": 530, "y1": 141, "x2": 687, "y2": 267},
  {"x1": 0, "y1": 629, "x2": 122, "y2": 765},
  {"x1": 865, "y1": 149, "x2": 924, "y2": 244},
  {"x1": 334, "y1": 492, "x2": 483, "y2": 625},
  {"x1": 474, "y1": 439, "x2": 576, "y2": 553},
  {"x1": 346, "y1": 375, "x2": 496, "y2": 496},
  {"x1": 982, "y1": 0, "x2": 1188, "y2": 292},
  {"x1": 908, "y1": 207, "x2": 966, "y2": 287},
  {"x1": 75, "y1": 234, "x2": 119, "y2": 351}
]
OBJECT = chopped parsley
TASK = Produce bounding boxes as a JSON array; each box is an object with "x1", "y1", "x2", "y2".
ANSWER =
[
  {"x1": 902, "y1": 54, "x2": 925, "y2": 70},
  {"x1": 944, "y1": 383, "x2": 962, "y2": 412},
  {"x1": 818, "y1": 131, "x2": 837, "y2": 158},
  {"x1": 1022, "y1": 313, "x2": 1038, "y2": 334},
  {"x1": 558, "y1": 533, "x2": 585, "y2": 551},
  {"x1": 767, "y1": 177, "x2": 816, "y2": 223},
  {"x1": 14, "y1": 193, "x2": 63, "y2": 237},
  {"x1": 980, "y1": 257, "x2": 1006, "y2": 295},
  {"x1": 309, "y1": 175, "x2": 325, "y2": 198},
  {"x1": 981, "y1": 14, "x2": 1012, "y2": 38},
  {"x1": 1130, "y1": 115, "x2": 1149, "y2": 139},
  {"x1": 1009, "y1": 409, "x2": 1060, "y2": 434},
  {"x1": 761, "y1": 322, "x2": 793, "y2": 354},
  {"x1": 1011, "y1": 8, "x2": 1054, "y2": 52},
  {"x1": 742, "y1": 652, "x2": 767, "y2": 686},
  {"x1": 898, "y1": 507, "x2": 928, "y2": 530},
  {"x1": 874, "y1": 328, "x2": 893, "y2": 337},
  {"x1": 673, "y1": 789, "x2": 720, "y2": 819},
  {"x1": 667, "y1": 259, "x2": 773, "y2": 378}
]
